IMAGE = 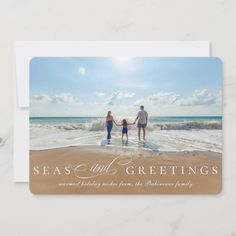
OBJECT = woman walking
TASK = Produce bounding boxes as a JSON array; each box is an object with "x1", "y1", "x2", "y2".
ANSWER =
[{"x1": 106, "y1": 111, "x2": 116, "y2": 144}]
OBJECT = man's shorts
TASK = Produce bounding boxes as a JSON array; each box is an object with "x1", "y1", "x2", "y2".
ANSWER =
[{"x1": 137, "y1": 123, "x2": 147, "y2": 128}]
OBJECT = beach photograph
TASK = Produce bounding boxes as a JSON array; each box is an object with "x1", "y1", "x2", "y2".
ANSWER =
[{"x1": 29, "y1": 57, "x2": 222, "y2": 194}]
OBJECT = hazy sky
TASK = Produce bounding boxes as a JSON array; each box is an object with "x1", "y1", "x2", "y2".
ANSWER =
[{"x1": 30, "y1": 57, "x2": 222, "y2": 117}]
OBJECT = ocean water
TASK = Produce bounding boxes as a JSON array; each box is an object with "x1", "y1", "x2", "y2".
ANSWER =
[{"x1": 30, "y1": 116, "x2": 222, "y2": 153}]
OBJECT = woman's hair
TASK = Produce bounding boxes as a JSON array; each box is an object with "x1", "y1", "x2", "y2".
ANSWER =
[
  {"x1": 106, "y1": 111, "x2": 111, "y2": 118},
  {"x1": 122, "y1": 119, "x2": 128, "y2": 126}
]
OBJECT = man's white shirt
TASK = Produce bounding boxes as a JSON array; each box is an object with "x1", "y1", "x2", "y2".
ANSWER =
[{"x1": 137, "y1": 110, "x2": 148, "y2": 124}]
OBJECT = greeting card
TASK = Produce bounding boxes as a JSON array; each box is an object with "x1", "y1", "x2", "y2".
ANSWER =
[{"x1": 29, "y1": 57, "x2": 222, "y2": 194}]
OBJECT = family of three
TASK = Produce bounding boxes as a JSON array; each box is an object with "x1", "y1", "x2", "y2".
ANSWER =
[{"x1": 105, "y1": 105, "x2": 148, "y2": 144}]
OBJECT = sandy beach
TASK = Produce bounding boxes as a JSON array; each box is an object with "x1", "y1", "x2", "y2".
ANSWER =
[{"x1": 30, "y1": 146, "x2": 221, "y2": 194}]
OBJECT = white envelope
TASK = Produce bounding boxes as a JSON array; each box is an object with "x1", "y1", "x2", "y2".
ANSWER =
[{"x1": 14, "y1": 41, "x2": 210, "y2": 182}]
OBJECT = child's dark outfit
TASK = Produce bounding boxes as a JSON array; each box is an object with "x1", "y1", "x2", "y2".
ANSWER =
[{"x1": 122, "y1": 125, "x2": 128, "y2": 134}]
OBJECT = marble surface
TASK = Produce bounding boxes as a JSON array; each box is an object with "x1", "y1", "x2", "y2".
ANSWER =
[{"x1": 0, "y1": 0, "x2": 236, "y2": 235}]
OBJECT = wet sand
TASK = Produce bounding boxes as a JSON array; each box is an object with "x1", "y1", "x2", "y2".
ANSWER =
[{"x1": 30, "y1": 146, "x2": 222, "y2": 194}]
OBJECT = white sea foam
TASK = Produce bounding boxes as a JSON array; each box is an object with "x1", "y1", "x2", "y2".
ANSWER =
[
  {"x1": 30, "y1": 119, "x2": 222, "y2": 131},
  {"x1": 30, "y1": 118, "x2": 222, "y2": 153}
]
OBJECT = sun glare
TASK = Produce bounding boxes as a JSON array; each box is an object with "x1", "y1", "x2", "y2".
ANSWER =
[{"x1": 114, "y1": 57, "x2": 132, "y2": 66}]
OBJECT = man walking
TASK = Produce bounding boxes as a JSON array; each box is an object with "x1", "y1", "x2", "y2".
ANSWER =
[{"x1": 134, "y1": 105, "x2": 148, "y2": 141}]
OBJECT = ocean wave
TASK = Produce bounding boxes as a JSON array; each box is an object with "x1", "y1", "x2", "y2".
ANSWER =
[
  {"x1": 30, "y1": 119, "x2": 222, "y2": 131},
  {"x1": 154, "y1": 121, "x2": 222, "y2": 130}
]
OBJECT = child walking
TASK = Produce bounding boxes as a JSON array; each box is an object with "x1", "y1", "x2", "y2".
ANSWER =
[{"x1": 117, "y1": 119, "x2": 134, "y2": 144}]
